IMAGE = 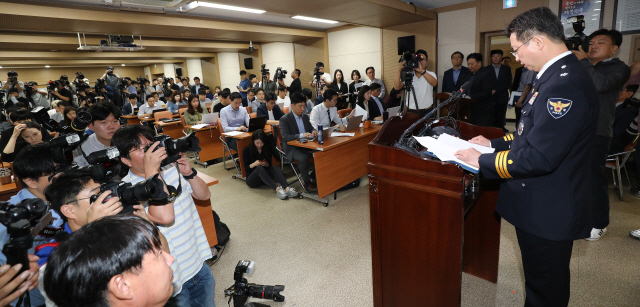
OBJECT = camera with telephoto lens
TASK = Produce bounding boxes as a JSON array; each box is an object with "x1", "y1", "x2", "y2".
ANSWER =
[
  {"x1": 564, "y1": 15, "x2": 590, "y2": 52},
  {"x1": 260, "y1": 64, "x2": 269, "y2": 77},
  {"x1": 23, "y1": 82, "x2": 36, "y2": 96},
  {"x1": 224, "y1": 260, "x2": 285, "y2": 307},
  {"x1": 144, "y1": 133, "x2": 201, "y2": 167},
  {"x1": 78, "y1": 146, "x2": 121, "y2": 182},
  {"x1": 32, "y1": 106, "x2": 92, "y2": 136},
  {"x1": 274, "y1": 67, "x2": 287, "y2": 81},
  {"x1": 89, "y1": 173, "x2": 168, "y2": 215},
  {"x1": 118, "y1": 77, "x2": 130, "y2": 91},
  {"x1": 0, "y1": 198, "x2": 53, "y2": 277}
]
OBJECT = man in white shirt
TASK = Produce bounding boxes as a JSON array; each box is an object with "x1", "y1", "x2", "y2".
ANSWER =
[
  {"x1": 276, "y1": 85, "x2": 291, "y2": 109},
  {"x1": 363, "y1": 67, "x2": 386, "y2": 98},
  {"x1": 392, "y1": 49, "x2": 438, "y2": 117},
  {"x1": 138, "y1": 95, "x2": 164, "y2": 119},
  {"x1": 309, "y1": 62, "x2": 332, "y2": 98},
  {"x1": 309, "y1": 89, "x2": 354, "y2": 129}
]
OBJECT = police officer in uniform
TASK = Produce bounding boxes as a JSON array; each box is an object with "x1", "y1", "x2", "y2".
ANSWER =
[{"x1": 455, "y1": 7, "x2": 598, "y2": 307}]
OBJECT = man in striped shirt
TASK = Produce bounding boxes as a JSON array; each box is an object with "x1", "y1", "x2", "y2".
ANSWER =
[{"x1": 113, "y1": 125, "x2": 215, "y2": 307}]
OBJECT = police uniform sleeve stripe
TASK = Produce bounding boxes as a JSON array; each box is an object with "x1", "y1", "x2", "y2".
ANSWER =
[
  {"x1": 495, "y1": 151, "x2": 507, "y2": 178},
  {"x1": 501, "y1": 150, "x2": 513, "y2": 178}
]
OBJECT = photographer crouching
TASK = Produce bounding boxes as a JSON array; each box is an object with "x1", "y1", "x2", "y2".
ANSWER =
[
  {"x1": 571, "y1": 29, "x2": 631, "y2": 241},
  {"x1": 393, "y1": 49, "x2": 438, "y2": 117}
]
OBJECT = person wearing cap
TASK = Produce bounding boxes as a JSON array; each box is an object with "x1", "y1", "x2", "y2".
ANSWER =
[{"x1": 488, "y1": 49, "x2": 513, "y2": 132}]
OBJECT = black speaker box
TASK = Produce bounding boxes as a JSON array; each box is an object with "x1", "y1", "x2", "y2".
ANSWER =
[
  {"x1": 244, "y1": 58, "x2": 253, "y2": 70},
  {"x1": 397, "y1": 35, "x2": 415, "y2": 55},
  {"x1": 175, "y1": 68, "x2": 182, "y2": 77}
]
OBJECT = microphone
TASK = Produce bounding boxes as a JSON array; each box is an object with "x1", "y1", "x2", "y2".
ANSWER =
[{"x1": 460, "y1": 81, "x2": 472, "y2": 94}]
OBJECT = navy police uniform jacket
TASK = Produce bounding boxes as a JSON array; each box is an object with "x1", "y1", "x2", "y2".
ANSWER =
[{"x1": 478, "y1": 53, "x2": 598, "y2": 241}]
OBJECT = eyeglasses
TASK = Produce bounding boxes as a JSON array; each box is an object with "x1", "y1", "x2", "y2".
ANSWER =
[{"x1": 511, "y1": 37, "x2": 532, "y2": 57}]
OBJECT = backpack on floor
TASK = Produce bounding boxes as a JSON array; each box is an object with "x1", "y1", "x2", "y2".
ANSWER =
[{"x1": 212, "y1": 210, "x2": 230, "y2": 247}]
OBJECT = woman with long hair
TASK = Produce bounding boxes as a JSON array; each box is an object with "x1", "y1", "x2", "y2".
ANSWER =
[
  {"x1": 243, "y1": 130, "x2": 299, "y2": 200},
  {"x1": 331, "y1": 69, "x2": 349, "y2": 109},
  {"x1": 355, "y1": 84, "x2": 382, "y2": 121},
  {"x1": 349, "y1": 69, "x2": 363, "y2": 107},
  {"x1": 64, "y1": 106, "x2": 76, "y2": 126},
  {"x1": 166, "y1": 90, "x2": 183, "y2": 112},
  {"x1": 183, "y1": 95, "x2": 209, "y2": 134},
  {"x1": 2, "y1": 121, "x2": 45, "y2": 162}
]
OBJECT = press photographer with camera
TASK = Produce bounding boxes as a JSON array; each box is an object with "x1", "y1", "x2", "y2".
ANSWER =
[
  {"x1": 72, "y1": 102, "x2": 122, "y2": 167},
  {"x1": 49, "y1": 80, "x2": 73, "y2": 104},
  {"x1": 309, "y1": 62, "x2": 331, "y2": 98},
  {"x1": 24, "y1": 82, "x2": 50, "y2": 109},
  {"x1": 393, "y1": 49, "x2": 437, "y2": 117},
  {"x1": 277, "y1": 69, "x2": 301, "y2": 97},
  {"x1": 1, "y1": 71, "x2": 25, "y2": 98},
  {"x1": 4, "y1": 88, "x2": 22, "y2": 109},
  {"x1": 42, "y1": 214, "x2": 173, "y2": 307},
  {"x1": 155, "y1": 77, "x2": 165, "y2": 98},
  {"x1": 570, "y1": 28, "x2": 631, "y2": 241},
  {"x1": 112, "y1": 125, "x2": 215, "y2": 307}
]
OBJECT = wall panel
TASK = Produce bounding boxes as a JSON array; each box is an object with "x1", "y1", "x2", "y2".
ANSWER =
[
  {"x1": 294, "y1": 38, "x2": 327, "y2": 97},
  {"x1": 218, "y1": 52, "x2": 240, "y2": 91},
  {"x1": 328, "y1": 27, "x2": 382, "y2": 88}
]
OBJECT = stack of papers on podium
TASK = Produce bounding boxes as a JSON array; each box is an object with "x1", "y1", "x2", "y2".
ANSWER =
[
  {"x1": 222, "y1": 131, "x2": 244, "y2": 137},
  {"x1": 412, "y1": 133, "x2": 494, "y2": 173}
]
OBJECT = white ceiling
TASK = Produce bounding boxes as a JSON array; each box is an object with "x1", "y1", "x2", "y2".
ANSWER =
[{"x1": 407, "y1": 0, "x2": 475, "y2": 10}]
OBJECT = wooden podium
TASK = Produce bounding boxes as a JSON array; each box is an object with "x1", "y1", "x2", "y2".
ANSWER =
[{"x1": 368, "y1": 113, "x2": 504, "y2": 307}]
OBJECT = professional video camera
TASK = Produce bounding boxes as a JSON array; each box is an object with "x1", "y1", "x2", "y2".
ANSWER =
[
  {"x1": 23, "y1": 82, "x2": 36, "y2": 96},
  {"x1": 117, "y1": 77, "x2": 130, "y2": 91},
  {"x1": 76, "y1": 72, "x2": 85, "y2": 80},
  {"x1": 224, "y1": 260, "x2": 285, "y2": 307},
  {"x1": 398, "y1": 51, "x2": 419, "y2": 86},
  {"x1": 0, "y1": 198, "x2": 54, "y2": 276},
  {"x1": 7, "y1": 71, "x2": 18, "y2": 83},
  {"x1": 260, "y1": 64, "x2": 269, "y2": 77},
  {"x1": 137, "y1": 76, "x2": 148, "y2": 91},
  {"x1": 59, "y1": 75, "x2": 70, "y2": 87},
  {"x1": 564, "y1": 15, "x2": 589, "y2": 52},
  {"x1": 32, "y1": 106, "x2": 92, "y2": 137},
  {"x1": 313, "y1": 66, "x2": 323, "y2": 81},
  {"x1": 89, "y1": 173, "x2": 169, "y2": 214},
  {"x1": 144, "y1": 133, "x2": 200, "y2": 167},
  {"x1": 274, "y1": 67, "x2": 287, "y2": 81}
]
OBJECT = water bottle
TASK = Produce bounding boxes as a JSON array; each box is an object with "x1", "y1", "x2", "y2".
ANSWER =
[{"x1": 318, "y1": 124, "x2": 323, "y2": 145}]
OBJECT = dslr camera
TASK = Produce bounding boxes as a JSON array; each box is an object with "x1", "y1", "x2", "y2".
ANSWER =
[
  {"x1": 23, "y1": 82, "x2": 36, "y2": 96},
  {"x1": 89, "y1": 173, "x2": 169, "y2": 215},
  {"x1": 32, "y1": 106, "x2": 92, "y2": 137},
  {"x1": 274, "y1": 67, "x2": 287, "y2": 81},
  {"x1": 7, "y1": 71, "x2": 18, "y2": 83},
  {"x1": 107, "y1": 66, "x2": 114, "y2": 75},
  {"x1": 224, "y1": 260, "x2": 285, "y2": 307},
  {"x1": 564, "y1": 15, "x2": 589, "y2": 52},
  {"x1": 144, "y1": 133, "x2": 201, "y2": 167},
  {"x1": 0, "y1": 199, "x2": 53, "y2": 276}
]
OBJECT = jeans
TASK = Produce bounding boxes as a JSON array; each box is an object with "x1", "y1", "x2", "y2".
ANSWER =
[
  {"x1": 246, "y1": 166, "x2": 288, "y2": 190},
  {"x1": 165, "y1": 263, "x2": 216, "y2": 307}
]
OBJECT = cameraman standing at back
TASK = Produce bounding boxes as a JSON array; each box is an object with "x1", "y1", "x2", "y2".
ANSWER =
[
  {"x1": 309, "y1": 62, "x2": 331, "y2": 98},
  {"x1": 278, "y1": 69, "x2": 302, "y2": 97},
  {"x1": 572, "y1": 29, "x2": 631, "y2": 241},
  {"x1": 102, "y1": 66, "x2": 122, "y2": 107},
  {"x1": 1, "y1": 71, "x2": 25, "y2": 98},
  {"x1": 393, "y1": 49, "x2": 438, "y2": 117}
]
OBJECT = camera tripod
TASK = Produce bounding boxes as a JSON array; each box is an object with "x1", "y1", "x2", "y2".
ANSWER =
[{"x1": 398, "y1": 70, "x2": 419, "y2": 117}]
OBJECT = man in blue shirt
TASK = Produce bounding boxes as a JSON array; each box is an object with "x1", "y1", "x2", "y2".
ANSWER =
[
  {"x1": 220, "y1": 92, "x2": 250, "y2": 151},
  {"x1": 238, "y1": 70, "x2": 252, "y2": 100}
]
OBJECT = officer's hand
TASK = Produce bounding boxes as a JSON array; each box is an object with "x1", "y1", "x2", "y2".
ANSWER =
[
  {"x1": 469, "y1": 135, "x2": 490, "y2": 147},
  {"x1": 572, "y1": 46, "x2": 588, "y2": 60},
  {"x1": 87, "y1": 191, "x2": 123, "y2": 223},
  {"x1": 453, "y1": 148, "x2": 481, "y2": 169}
]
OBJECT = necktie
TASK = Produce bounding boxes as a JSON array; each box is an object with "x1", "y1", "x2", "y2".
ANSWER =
[{"x1": 327, "y1": 109, "x2": 332, "y2": 125}]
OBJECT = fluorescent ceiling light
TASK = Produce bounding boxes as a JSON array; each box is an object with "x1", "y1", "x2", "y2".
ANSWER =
[
  {"x1": 0, "y1": 66, "x2": 3, "y2": 68},
  {"x1": 121, "y1": 64, "x2": 126, "y2": 66},
  {"x1": 196, "y1": 2, "x2": 265, "y2": 14},
  {"x1": 45, "y1": 65, "x2": 50, "y2": 68},
  {"x1": 292, "y1": 15, "x2": 338, "y2": 24}
]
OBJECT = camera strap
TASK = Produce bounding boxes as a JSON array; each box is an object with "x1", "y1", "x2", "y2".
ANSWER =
[{"x1": 148, "y1": 164, "x2": 182, "y2": 205}]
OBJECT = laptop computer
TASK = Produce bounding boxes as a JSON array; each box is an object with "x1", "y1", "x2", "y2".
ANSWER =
[
  {"x1": 387, "y1": 106, "x2": 401, "y2": 117},
  {"x1": 303, "y1": 126, "x2": 338, "y2": 142},
  {"x1": 152, "y1": 108, "x2": 167, "y2": 115},
  {"x1": 345, "y1": 115, "x2": 363, "y2": 131},
  {"x1": 248, "y1": 116, "x2": 267, "y2": 132},
  {"x1": 201, "y1": 112, "x2": 218, "y2": 125}
]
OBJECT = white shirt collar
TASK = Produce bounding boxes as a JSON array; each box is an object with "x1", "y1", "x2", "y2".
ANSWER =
[{"x1": 536, "y1": 51, "x2": 572, "y2": 79}]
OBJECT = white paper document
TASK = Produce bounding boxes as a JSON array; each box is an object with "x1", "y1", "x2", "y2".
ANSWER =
[
  {"x1": 190, "y1": 124, "x2": 208, "y2": 129},
  {"x1": 354, "y1": 104, "x2": 367, "y2": 120},
  {"x1": 331, "y1": 132, "x2": 355, "y2": 137},
  {"x1": 412, "y1": 133, "x2": 495, "y2": 171},
  {"x1": 222, "y1": 131, "x2": 244, "y2": 136}
]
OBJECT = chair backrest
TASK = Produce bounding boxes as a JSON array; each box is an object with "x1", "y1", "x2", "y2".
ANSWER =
[
  {"x1": 178, "y1": 104, "x2": 188, "y2": 110},
  {"x1": 283, "y1": 107, "x2": 289, "y2": 114},
  {"x1": 216, "y1": 117, "x2": 224, "y2": 136},
  {"x1": 205, "y1": 102, "x2": 212, "y2": 109},
  {"x1": 250, "y1": 112, "x2": 258, "y2": 119},
  {"x1": 153, "y1": 110, "x2": 172, "y2": 122},
  {"x1": 338, "y1": 108, "x2": 352, "y2": 118},
  {"x1": 272, "y1": 124, "x2": 284, "y2": 151},
  {"x1": 180, "y1": 111, "x2": 187, "y2": 130},
  {"x1": 245, "y1": 106, "x2": 252, "y2": 114}
]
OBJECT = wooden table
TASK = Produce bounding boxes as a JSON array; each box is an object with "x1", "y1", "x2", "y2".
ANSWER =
[
  {"x1": 227, "y1": 124, "x2": 275, "y2": 179},
  {"x1": 287, "y1": 124, "x2": 382, "y2": 198},
  {"x1": 0, "y1": 182, "x2": 18, "y2": 201},
  {"x1": 155, "y1": 121, "x2": 184, "y2": 139},
  {"x1": 186, "y1": 125, "x2": 225, "y2": 167},
  {"x1": 194, "y1": 172, "x2": 219, "y2": 247},
  {"x1": 122, "y1": 115, "x2": 141, "y2": 126}
]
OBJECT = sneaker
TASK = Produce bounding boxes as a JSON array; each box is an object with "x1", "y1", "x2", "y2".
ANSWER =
[
  {"x1": 585, "y1": 228, "x2": 607, "y2": 241},
  {"x1": 630, "y1": 229, "x2": 640, "y2": 241},
  {"x1": 630, "y1": 187, "x2": 640, "y2": 199},
  {"x1": 276, "y1": 187, "x2": 288, "y2": 200},
  {"x1": 285, "y1": 187, "x2": 299, "y2": 198}
]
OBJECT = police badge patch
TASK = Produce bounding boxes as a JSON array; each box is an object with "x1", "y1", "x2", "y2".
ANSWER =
[
  {"x1": 518, "y1": 120, "x2": 524, "y2": 135},
  {"x1": 547, "y1": 98, "x2": 572, "y2": 119}
]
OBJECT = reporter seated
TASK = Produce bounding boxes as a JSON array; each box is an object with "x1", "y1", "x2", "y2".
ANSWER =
[
  {"x1": 123, "y1": 93, "x2": 142, "y2": 115},
  {"x1": 276, "y1": 85, "x2": 291, "y2": 108},
  {"x1": 211, "y1": 89, "x2": 231, "y2": 114},
  {"x1": 314, "y1": 85, "x2": 328, "y2": 106},
  {"x1": 244, "y1": 130, "x2": 298, "y2": 199},
  {"x1": 0, "y1": 143, "x2": 63, "y2": 307},
  {"x1": 198, "y1": 88, "x2": 212, "y2": 107},
  {"x1": 301, "y1": 88, "x2": 315, "y2": 115},
  {"x1": 609, "y1": 84, "x2": 640, "y2": 154},
  {"x1": 220, "y1": 92, "x2": 250, "y2": 151},
  {"x1": 356, "y1": 85, "x2": 383, "y2": 121},
  {"x1": 0, "y1": 109, "x2": 52, "y2": 161},
  {"x1": 279, "y1": 92, "x2": 318, "y2": 192},
  {"x1": 72, "y1": 102, "x2": 122, "y2": 167},
  {"x1": 257, "y1": 91, "x2": 285, "y2": 120},
  {"x1": 50, "y1": 100, "x2": 65, "y2": 124},
  {"x1": 184, "y1": 95, "x2": 209, "y2": 134},
  {"x1": 138, "y1": 95, "x2": 164, "y2": 119},
  {"x1": 166, "y1": 90, "x2": 183, "y2": 113},
  {"x1": 43, "y1": 215, "x2": 174, "y2": 307},
  {"x1": 2, "y1": 121, "x2": 45, "y2": 162},
  {"x1": 309, "y1": 88, "x2": 354, "y2": 129}
]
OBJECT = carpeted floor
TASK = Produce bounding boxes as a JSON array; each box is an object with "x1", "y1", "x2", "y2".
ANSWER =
[{"x1": 193, "y1": 146, "x2": 640, "y2": 307}]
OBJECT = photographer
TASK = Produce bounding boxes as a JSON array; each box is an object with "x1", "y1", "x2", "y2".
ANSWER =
[
  {"x1": 43, "y1": 215, "x2": 173, "y2": 307},
  {"x1": 393, "y1": 49, "x2": 438, "y2": 117},
  {"x1": 309, "y1": 62, "x2": 331, "y2": 97},
  {"x1": 571, "y1": 29, "x2": 631, "y2": 241},
  {"x1": 25, "y1": 82, "x2": 50, "y2": 109},
  {"x1": 4, "y1": 88, "x2": 21, "y2": 109},
  {"x1": 112, "y1": 125, "x2": 215, "y2": 306},
  {"x1": 155, "y1": 77, "x2": 165, "y2": 98},
  {"x1": 101, "y1": 66, "x2": 120, "y2": 89},
  {"x1": 72, "y1": 102, "x2": 122, "y2": 167},
  {"x1": 140, "y1": 79, "x2": 152, "y2": 103},
  {"x1": 278, "y1": 69, "x2": 301, "y2": 97},
  {"x1": 1, "y1": 71, "x2": 25, "y2": 98},
  {"x1": 261, "y1": 72, "x2": 278, "y2": 93},
  {"x1": 49, "y1": 80, "x2": 73, "y2": 104}
]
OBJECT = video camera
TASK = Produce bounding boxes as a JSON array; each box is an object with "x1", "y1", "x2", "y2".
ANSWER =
[
  {"x1": 564, "y1": 15, "x2": 589, "y2": 52},
  {"x1": 260, "y1": 64, "x2": 269, "y2": 77},
  {"x1": 274, "y1": 67, "x2": 287, "y2": 81},
  {"x1": 46, "y1": 80, "x2": 60, "y2": 92},
  {"x1": 224, "y1": 260, "x2": 285, "y2": 307},
  {"x1": 398, "y1": 51, "x2": 419, "y2": 86},
  {"x1": 7, "y1": 71, "x2": 18, "y2": 83},
  {"x1": 23, "y1": 82, "x2": 36, "y2": 96},
  {"x1": 0, "y1": 198, "x2": 53, "y2": 276},
  {"x1": 144, "y1": 133, "x2": 201, "y2": 167},
  {"x1": 118, "y1": 77, "x2": 130, "y2": 91},
  {"x1": 137, "y1": 76, "x2": 149, "y2": 89},
  {"x1": 59, "y1": 75, "x2": 70, "y2": 87},
  {"x1": 313, "y1": 66, "x2": 323, "y2": 81}
]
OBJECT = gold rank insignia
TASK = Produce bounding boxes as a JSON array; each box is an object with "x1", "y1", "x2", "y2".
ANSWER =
[
  {"x1": 503, "y1": 134, "x2": 514, "y2": 141},
  {"x1": 547, "y1": 98, "x2": 572, "y2": 119},
  {"x1": 494, "y1": 150, "x2": 512, "y2": 179}
]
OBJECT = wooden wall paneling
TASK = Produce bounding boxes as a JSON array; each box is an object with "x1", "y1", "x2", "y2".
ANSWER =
[
  {"x1": 202, "y1": 57, "x2": 220, "y2": 89},
  {"x1": 294, "y1": 37, "x2": 327, "y2": 98}
]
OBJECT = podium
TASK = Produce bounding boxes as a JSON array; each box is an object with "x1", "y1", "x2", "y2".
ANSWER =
[
  {"x1": 368, "y1": 113, "x2": 504, "y2": 307},
  {"x1": 435, "y1": 93, "x2": 475, "y2": 122}
]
